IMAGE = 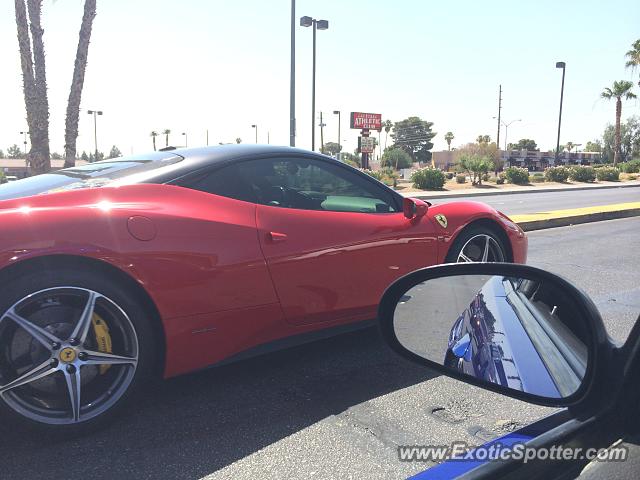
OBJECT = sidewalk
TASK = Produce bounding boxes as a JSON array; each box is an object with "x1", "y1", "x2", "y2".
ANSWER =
[{"x1": 400, "y1": 180, "x2": 640, "y2": 200}]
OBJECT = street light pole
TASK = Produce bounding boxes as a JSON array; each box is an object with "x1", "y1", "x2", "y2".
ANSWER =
[
  {"x1": 19, "y1": 130, "x2": 30, "y2": 156},
  {"x1": 555, "y1": 62, "x2": 566, "y2": 164},
  {"x1": 502, "y1": 119, "x2": 521, "y2": 150},
  {"x1": 333, "y1": 110, "x2": 341, "y2": 150},
  {"x1": 319, "y1": 111, "x2": 326, "y2": 152},
  {"x1": 300, "y1": 16, "x2": 329, "y2": 151},
  {"x1": 87, "y1": 109, "x2": 103, "y2": 160},
  {"x1": 182, "y1": 132, "x2": 188, "y2": 147},
  {"x1": 252, "y1": 124, "x2": 258, "y2": 143},
  {"x1": 290, "y1": 0, "x2": 296, "y2": 147}
]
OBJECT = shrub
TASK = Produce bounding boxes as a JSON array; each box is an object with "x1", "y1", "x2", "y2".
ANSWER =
[
  {"x1": 569, "y1": 166, "x2": 596, "y2": 182},
  {"x1": 381, "y1": 148, "x2": 413, "y2": 169},
  {"x1": 504, "y1": 166, "x2": 529, "y2": 185},
  {"x1": 620, "y1": 160, "x2": 640, "y2": 173},
  {"x1": 445, "y1": 172, "x2": 454, "y2": 180},
  {"x1": 544, "y1": 166, "x2": 569, "y2": 182},
  {"x1": 496, "y1": 177, "x2": 505, "y2": 185},
  {"x1": 530, "y1": 174, "x2": 545, "y2": 183},
  {"x1": 456, "y1": 174, "x2": 466, "y2": 184},
  {"x1": 361, "y1": 169, "x2": 383, "y2": 181},
  {"x1": 595, "y1": 166, "x2": 620, "y2": 181},
  {"x1": 457, "y1": 154, "x2": 494, "y2": 185},
  {"x1": 411, "y1": 168, "x2": 446, "y2": 190}
]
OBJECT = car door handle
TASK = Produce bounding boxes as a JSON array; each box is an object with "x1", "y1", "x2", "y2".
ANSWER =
[{"x1": 268, "y1": 231, "x2": 287, "y2": 242}]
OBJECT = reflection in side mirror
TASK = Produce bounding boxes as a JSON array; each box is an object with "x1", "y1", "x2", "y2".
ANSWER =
[{"x1": 391, "y1": 272, "x2": 591, "y2": 400}]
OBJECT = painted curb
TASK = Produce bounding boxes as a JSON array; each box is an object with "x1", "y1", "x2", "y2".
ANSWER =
[{"x1": 514, "y1": 208, "x2": 640, "y2": 232}]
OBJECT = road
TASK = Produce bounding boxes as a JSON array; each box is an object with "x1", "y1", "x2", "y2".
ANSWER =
[
  {"x1": 2, "y1": 218, "x2": 639, "y2": 480},
  {"x1": 432, "y1": 185, "x2": 640, "y2": 215}
]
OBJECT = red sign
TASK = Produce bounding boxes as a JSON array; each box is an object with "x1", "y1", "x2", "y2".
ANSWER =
[{"x1": 350, "y1": 112, "x2": 382, "y2": 131}]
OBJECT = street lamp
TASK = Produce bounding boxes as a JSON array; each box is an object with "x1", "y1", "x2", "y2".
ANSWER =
[
  {"x1": 87, "y1": 109, "x2": 103, "y2": 160},
  {"x1": 300, "y1": 15, "x2": 329, "y2": 151},
  {"x1": 333, "y1": 110, "x2": 341, "y2": 151},
  {"x1": 251, "y1": 124, "x2": 258, "y2": 143},
  {"x1": 555, "y1": 61, "x2": 566, "y2": 164},
  {"x1": 182, "y1": 132, "x2": 188, "y2": 147},
  {"x1": 19, "y1": 131, "x2": 29, "y2": 156},
  {"x1": 290, "y1": 0, "x2": 296, "y2": 146}
]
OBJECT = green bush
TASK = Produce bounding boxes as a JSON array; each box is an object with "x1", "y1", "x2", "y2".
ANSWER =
[
  {"x1": 544, "y1": 166, "x2": 569, "y2": 182},
  {"x1": 569, "y1": 166, "x2": 596, "y2": 182},
  {"x1": 504, "y1": 166, "x2": 530, "y2": 185},
  {"x1": 458, "y1": 154, "x2": 495, "y2": 185},
  {"x1": 595, "y1": 166, "x2": 620, "y2": 181},
  {"x1": 456, "y1": 174, "x2": 466, "y2": 184},
  {"x1": 381, "y1": 148, "x2": 413, "y2": 169},
  {"x1": 411, "y1": 168, "x2": 446, "y2": 190},
  {"x1": 620, "y1": 160, "x2": 640, "y2": 173},
  {"x1": 530, "y1": 174, "x2": 545, "y2": 183}
]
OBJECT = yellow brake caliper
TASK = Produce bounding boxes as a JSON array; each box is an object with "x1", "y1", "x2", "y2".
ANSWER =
[{"x1": 91, "y1": 313, "x2": 113, "y2": 374}]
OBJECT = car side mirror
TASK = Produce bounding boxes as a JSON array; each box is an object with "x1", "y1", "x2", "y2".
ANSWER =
[
  {"x1": 378, "y1": 263, "x2": 612, "y2": 407},
  {"x1": 403, "y1": 197, "x2": 428, "y2": 219}
]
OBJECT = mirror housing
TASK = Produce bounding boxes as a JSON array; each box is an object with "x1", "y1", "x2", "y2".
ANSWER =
[
  {"x1": 403, "y1": 197, "x2": 428, "y2": 219},
  {"x1": 378, "y1": 263, "x2": 613, "y2": 408}
]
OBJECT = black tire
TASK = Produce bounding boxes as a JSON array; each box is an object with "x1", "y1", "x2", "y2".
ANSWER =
[
  {"x1": 0, "y1": 267, "x2": 156, "y2": 437},
  {"x1": 444, "y1": 225, "x2": 509, "y2": 263}
]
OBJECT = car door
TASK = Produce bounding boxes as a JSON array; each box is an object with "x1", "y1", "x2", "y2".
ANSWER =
[{"x1": 234, "y1": 155, "x2": 439, "y2": 326}]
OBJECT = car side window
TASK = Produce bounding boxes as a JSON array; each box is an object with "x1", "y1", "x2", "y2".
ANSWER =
[
  {"x1": 235, "y1": 157, "x2": 398, "y2": 213},
  {"x1": 180, "y1": 164, "x2": 257, "y2": 203}
]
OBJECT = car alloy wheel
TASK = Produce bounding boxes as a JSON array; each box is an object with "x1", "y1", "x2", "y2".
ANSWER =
[
  {"x1": 0, "y1": 287, "x2": 138, "y2": 425},
  {"x1": 456, "y1": 234, "x2": 506, "y2": 263}
]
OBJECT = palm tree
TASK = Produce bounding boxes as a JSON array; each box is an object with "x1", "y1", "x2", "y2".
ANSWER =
[
  {"x1": 150, "y1": 131, "x2": 159, "y2": 151},
  {"x1": 444, "y1": 131, "x2": 454, "y2": 151},
  {"x1": 600, "y1": 81, "x2": 637, "y2": 165},
  {"x1": 476, "y1": 135, "x2": 490, "y2": 144},
  {"x1": 63, "y1": 0, "x2": 97, "y2": 168},
  {"x1": 565, "y1": 141, "x2": 575, "y2": 153},
  {"x1": 625, "y1": 39, "x2": 640, "y2": 86},
  {"x1": 15, "y1": 0, "x2": 51, "y2": 174},
  {"x1": 162, "y1": 129, "x2": 171, "y2": 147},
  {"x1": 235, "y1": 137, "x2": 242, "y2": 144},
  {"x1": 383, "y1": 120, "x2": 393, "y2": 151}
]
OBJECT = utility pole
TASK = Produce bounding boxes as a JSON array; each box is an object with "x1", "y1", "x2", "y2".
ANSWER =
[
  {"x1": 289, "y1": 0, "x2": 296, "y2": 146},
  {"x1": 555, "y1": 62, "x2": 566, "y2": 164},
  {"x1": 496, "y1": 85, "x2": 502, "y2": 150},
  {"x1": 319, "y1": 111, "x2": 326, "y2": 152},
  {"x1": 206, "y1": 129, "x2": 209, "y2": 146}
]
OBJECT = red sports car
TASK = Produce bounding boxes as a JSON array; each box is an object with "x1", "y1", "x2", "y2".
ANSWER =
[{"x1": 0, "y1": 145, "x2": 526, "y2": 433}]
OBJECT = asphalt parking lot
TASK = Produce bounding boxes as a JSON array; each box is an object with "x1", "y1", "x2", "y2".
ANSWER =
[{"x1": 1, "y1": 217, "x2": 639, "y2": 480}]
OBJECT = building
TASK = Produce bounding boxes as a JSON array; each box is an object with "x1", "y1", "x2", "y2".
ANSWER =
[{"x1": 1, "y1": 158, "x2": 88, "y2": 179}]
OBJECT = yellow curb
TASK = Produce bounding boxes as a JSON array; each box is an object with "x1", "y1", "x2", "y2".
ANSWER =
[{"x1": 511, "y1": 202, "x2": 640, "y2": 232}]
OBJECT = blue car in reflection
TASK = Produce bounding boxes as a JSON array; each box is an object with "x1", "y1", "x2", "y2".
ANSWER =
[{"x1": 444, "y1": 276, "x2": 588, "y2": 399}]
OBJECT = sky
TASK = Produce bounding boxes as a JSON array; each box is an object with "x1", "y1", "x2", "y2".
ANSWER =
[{"x1": 0, "y1": 0, "x2": 639, "y2": 157}]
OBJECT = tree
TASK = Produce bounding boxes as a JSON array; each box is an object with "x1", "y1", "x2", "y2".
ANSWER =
[
  {"x1": 51, "y1": 152, "x2": 62, "y2": 159},
  {"x1": 625, "y1": 39, "x2": 640, "y2": 86},
  {"x1": 80, "y1": 151, "x2": 89, "y2": 161},
  {"x1": 476, "y1": 135, "x2": 491, "y2": 144},
  {"x1": 584, "y1": 140, "x2": 602, "y2": 153},
  {"x1": 455, "y1": 141, "x2": 502, "y2": 173},
  {"x1": 602, "y1": 117, "x2": 640, "y2": 163},
  {"x1": 391, "y1": 116, "x2": 436, "y2": 163},
  {"x1": 565, "y1": 141, "x2": 575, "y2": 153},
  {"x1": 601, "y1": 80, "x2": 637, "y2": 165},
  {"x1": 108, "y1": 145, "x2": 122, "y2": 158},
  {"x1": 321, "y1": 142, "x2": 342, "y2": 156},
  {"x1": 88, "y1": 151, "x2": 104, "y2": 162},
  {"x1": 15, "y1": 0, "x2": 51, "y2": 174},
  {"x1": 7, "y1": 144, "x2": 23, "y2": 159},
  {"x1": 508, "y1": 138, "x2": 538, "y2": 151},
  {"x1": 383, "y1": 119, "x2": 393, "y2": 150},
  {"x1": 458, "y1": 154, "x2": 494, "y2": 185},
  {"x1": 63, "y1": 0, "x2": 97, "y2": 168},
  {"x1": 381, "y1": 147, "x2": 413, "y2": 169},
  {"x1": 444, "y1": 131, "x2": 454, "y2": 151},
  {"x1": 162, "y1": 129, "x2": 171, "y2": 147},
  {"x1": 235, "y1": 137, "x2": 242, "y2": 144},
  {"x1": 0, "y1": 149, "x2": 4, "y2": 158},
  {"x1": 150, "y1": 131, "x2": 159, "y2": 151}
]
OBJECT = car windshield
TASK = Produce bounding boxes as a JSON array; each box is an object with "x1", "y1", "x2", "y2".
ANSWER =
[{"x1": 0, "y1": 153, "x2": 182, "y2": 201}]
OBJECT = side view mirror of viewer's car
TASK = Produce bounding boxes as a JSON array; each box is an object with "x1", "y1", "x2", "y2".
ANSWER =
[{"x1": 378, "y1": 263, "x2": 613, "y2": 407}]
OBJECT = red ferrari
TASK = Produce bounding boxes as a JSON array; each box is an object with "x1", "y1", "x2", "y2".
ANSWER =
[{"x1": 0, "y1": 145, "x2": 526, "y2": 433}]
